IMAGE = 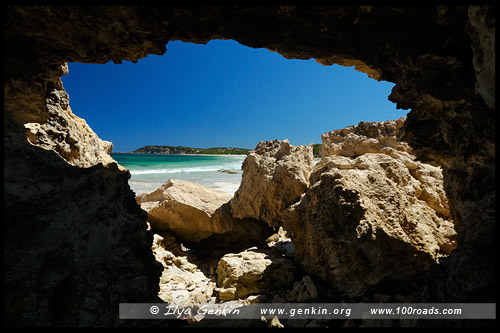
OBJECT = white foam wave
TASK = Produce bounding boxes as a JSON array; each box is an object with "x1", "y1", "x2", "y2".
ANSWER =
[{"x1": 130, "y1": 165, "x2": 240, "y2": 175}]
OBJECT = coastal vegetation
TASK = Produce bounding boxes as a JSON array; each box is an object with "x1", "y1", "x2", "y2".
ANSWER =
[
  {"x1": 312, "y1": 144, "x2": 322, "y2": 158},
  {"x1": 131, "y1": 145, "x2": 250, "y2": 155},
  {"x1": 132, "y1": 144, "x2": 323, "y2": 157}
]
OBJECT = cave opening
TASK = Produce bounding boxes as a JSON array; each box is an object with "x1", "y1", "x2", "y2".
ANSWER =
[
  {"x1": 61, "y1": 39, "x2": 404, "y2": 196},
  {"x1": 58, "y1": 39, "x2": 458, "y2": 307}
]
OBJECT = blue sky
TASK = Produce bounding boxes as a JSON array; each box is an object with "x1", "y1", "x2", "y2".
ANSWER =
[{"x1": 62, "y1": 39, "x2": 406, "y2": 152}]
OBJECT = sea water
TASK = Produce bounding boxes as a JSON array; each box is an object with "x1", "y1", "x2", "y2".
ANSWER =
[{"x1": 111, "y1": 153, "x2": 246, "y2": 195}]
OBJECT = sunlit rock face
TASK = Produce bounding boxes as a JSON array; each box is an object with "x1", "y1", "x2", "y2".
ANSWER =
[
  {"x1": 283, "y1": 119, "x2": 456, "y2": 298},
  {"x1": 230, "y1": 139, "x2": 314, "y2": 228},
  {"x1": 4, "y1": 5, "x2": 494, "y2": 326},
  {"x1": 320, "y1": 117, "x2": 409, "y2": 158},
  {"x1": 136, "y1": 179, "x2": 272, "y2": 246},
  {"x1": 137, "y1": 179, "x2": 234, "y2": 242}
]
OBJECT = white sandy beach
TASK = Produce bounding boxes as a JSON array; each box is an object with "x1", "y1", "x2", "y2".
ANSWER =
[{"x1": 112, "y1": 153, "x2": 246, "y2": 195}]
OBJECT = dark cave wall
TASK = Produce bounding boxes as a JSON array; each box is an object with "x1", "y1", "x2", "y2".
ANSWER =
[{"x1": 4, "y1": 5, "x2": 495, "y2": 326}]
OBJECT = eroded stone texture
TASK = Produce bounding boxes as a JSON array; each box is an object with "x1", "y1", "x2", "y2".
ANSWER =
[
  {"x1": 230, "y1": 139, "x2": 314, "y2": 228},
  {"x1": 320, "y1": 117, "x2": 409, "y2": 158},
  {"x1": 6, "y1": 62, "x2": 117, "y2": 169},
  {"x1": 137, "y1": 179, "x2": 272, "y2": 247},
  {"x1": 137, "y1": 179, "x2": 234, "y2": 242},
  {"x1": 23, "y1": 96, "x2": 117, "y2": 168},
  {"x1": 468, "y1": 6, "x2": 495, "y2": 109},
  {"x1": 152, "y1": 232, "x2": 216, "y2": 307},
  {"x1": 3, "y1": 139, "x2": 161, "y2": 327},
  {"x1": 285, "y1": 276, "x2": 318, "y2": 303},
  {"x1": 284, "y1": 120, "x2": 457, "y2": 297},
  {"x1": 284, "y1": 147, "x2": 456, "y2": 297},
  {"x1": 216, "y1": 248, "x2": 297, "y2": 301}
]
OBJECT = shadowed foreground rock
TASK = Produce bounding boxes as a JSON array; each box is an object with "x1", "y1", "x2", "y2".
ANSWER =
[
  {"x1": 216, "y1": 248, "x2": 298, "y2": 301},
  {"x1": 3, "y1": 139, "x2": 161, "y2": 326}
]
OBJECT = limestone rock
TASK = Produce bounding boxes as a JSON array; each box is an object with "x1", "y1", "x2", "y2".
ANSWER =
[
  {"x1": 23, "y1": 107, "x2": 117, "y2": 168},
  {"x1": 230, "y1": 139, "x2": 314, "y2": 228},
  {"x1": 263, "y1": 316, "x2": 284, "y2": 328},
  {"x1": 216, "y1": 248, "x2": 297, "y2": 301},
  {"x1": 137, "y1": 179, "x2": 233, "y2": 242},
  {"x1": 320, "y1": 117, "x2": 409, "y2": 158},
  {"x1": 3, "y1": 139, "x2": 161, "y2": 327},
  {"x1": 152, "y1": 232, "x2": 216, "y2": 307},
  {"x1": 283, "y1": 120, "x2": 456, "y2": 298},
  {"x1": 18, "y1": 63, "x2": 118, "y2": 169},
  {"x1": 468, "y1": 6, "x2": 495, "y2": 109},
  {"x1": 138, "y1": 180, "x2": 272, "y2": 246}
]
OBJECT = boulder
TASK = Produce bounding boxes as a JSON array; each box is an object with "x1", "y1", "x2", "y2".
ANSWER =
[
  {"x1": 137, "y1": 179, "x2": 233, "y2": 242},
  {"x1": 138, "y1": 179, "x2": 272, "y2": 246},
  {"x1": 283, "y1": 119, "x2": 456, "y2": 298},
  {"x1": 216, "y1": 248, "x2": 297, "y2": 301},
  {"x1": 230, "y1": 139, "x2": 314, "y2": 228}
]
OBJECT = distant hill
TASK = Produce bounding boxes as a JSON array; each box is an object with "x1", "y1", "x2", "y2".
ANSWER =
[
  {"x1": 131, "y1": 145, "x2": 251, "y2": 155},
  {"x1": 131, "y1": 144, "x2": 322, "y2": 157}
]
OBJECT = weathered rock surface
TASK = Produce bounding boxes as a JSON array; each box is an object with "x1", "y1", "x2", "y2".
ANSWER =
[
  {"x1": 23, "y1": 90, "x2": 117, "y2": 168},
  {"x1": 320, "y1": 117, "x2": 409, "y2": 158},
  {"x1": 193, "y1": 202, "x2": 274, "y2": 253},
  {"x1": 151, "y1": 229, "x2": 317, "y2": 325},
  {"x1": 216, "y1": 248, "x2": 298, "y2": 301},
  {"x1": 152, "y1": 232, "x2": 216, "y2": 306},
  {"x1": 137, "y1": 179, "x2": 272, "y2": 246},
  {"x1": 5, "y1": 62, "x2": 117, "y2": 169},
  {"x1": 3, "y1": 139, "x2": 161, "y2": 327},
  {"x1": 230, "y1": 139, "x2": 314, "y2": 228},
  {"x1": 468, "y1": 6, "x2": 495, "y2": 109},
  {"x1": 283, "y1": 119, "x2": 456, "y2": 297},
  {"x1": 137, "y1": 179, "x2": 233, "y2": 242}
]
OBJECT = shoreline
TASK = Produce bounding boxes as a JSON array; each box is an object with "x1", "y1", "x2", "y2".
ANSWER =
[
  {"x1": 112, "y1": 152, "x2": 249, "y2": 157},
  {"x1": 113, "y1": 154, "x2": 321, "y2": 196},
  {"x1": 112, "y1": 153, "x2": 245, "y2": 195}
]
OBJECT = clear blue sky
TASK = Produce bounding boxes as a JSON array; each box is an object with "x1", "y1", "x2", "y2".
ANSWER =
[{"x1": 62, "y1": 39, "x2": 406, "y2": 152}]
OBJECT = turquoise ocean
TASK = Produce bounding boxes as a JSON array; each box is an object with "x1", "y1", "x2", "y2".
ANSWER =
[{"x1": 111, "y1": 153, "x2": 246, "y2": 195}]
